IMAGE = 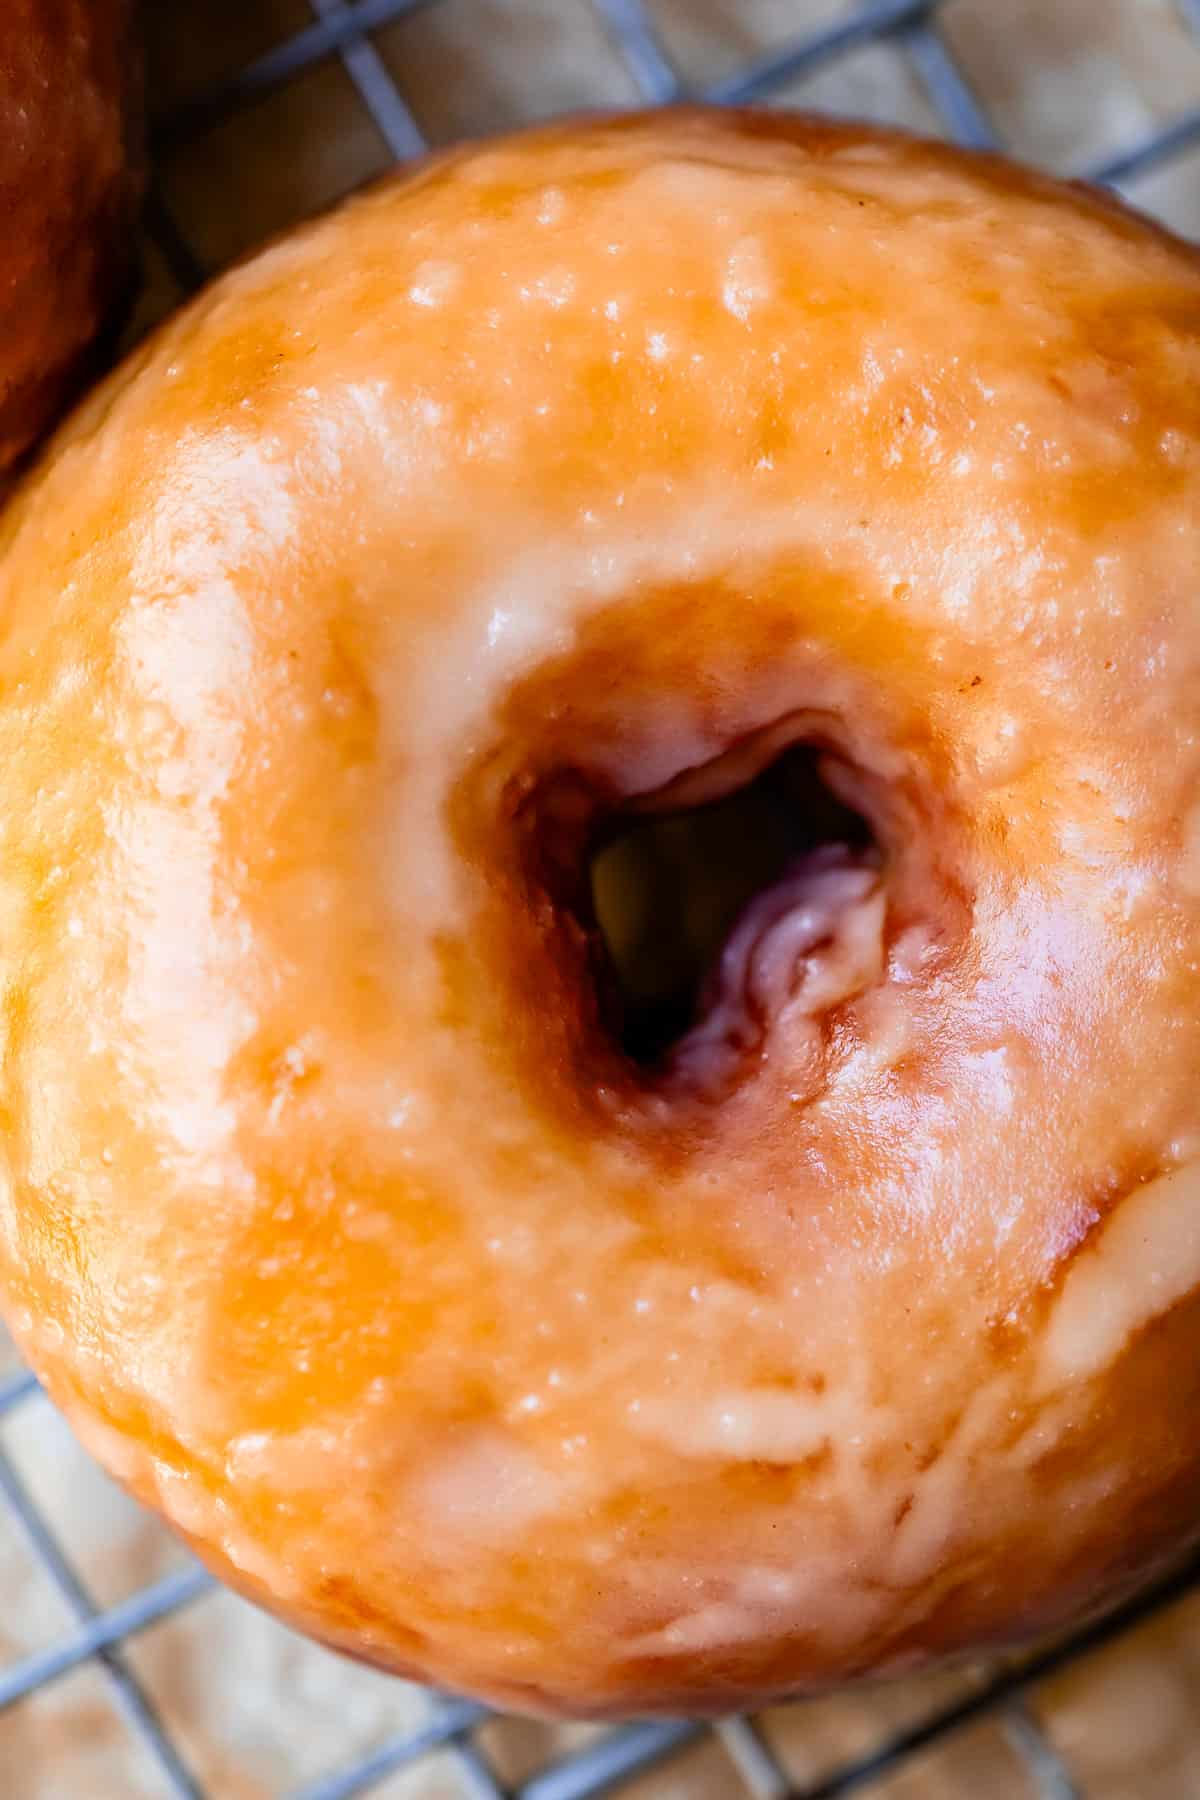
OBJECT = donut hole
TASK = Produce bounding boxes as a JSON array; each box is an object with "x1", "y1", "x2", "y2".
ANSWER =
[{"x1": 588, "y1": 744, "x2": 875, "y2": 1068}]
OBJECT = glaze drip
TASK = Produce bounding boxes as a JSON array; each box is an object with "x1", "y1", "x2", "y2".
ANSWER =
[{"x1": 669, "y1": 845, "x2": 885, "y2": 1094}]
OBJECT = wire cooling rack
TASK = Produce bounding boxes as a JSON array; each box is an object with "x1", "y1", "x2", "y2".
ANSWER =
[{"x1": 2, "y1": 2, "x2": 1200, "y2": 1796}]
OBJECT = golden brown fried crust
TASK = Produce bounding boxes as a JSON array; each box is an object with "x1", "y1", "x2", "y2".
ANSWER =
[
  {"x1": 0, "y1": 0, "x2": 142, "y2": 481},
  {"x1": 0, "y1": 111, "x2": 1198, "y2": 1714}
]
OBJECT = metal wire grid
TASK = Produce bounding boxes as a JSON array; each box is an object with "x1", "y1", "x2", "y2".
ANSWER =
[{"x1": 3, "y1": 1, "x2": 1200, "y2": 1794}]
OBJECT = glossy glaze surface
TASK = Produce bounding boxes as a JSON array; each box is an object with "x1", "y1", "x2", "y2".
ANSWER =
[
  {"x1": 0, "y1": 0, "x2": 141, "y2": 482},
  {"x1": 0, "y1": 111, "x2": 1198, "y2": 1714}
]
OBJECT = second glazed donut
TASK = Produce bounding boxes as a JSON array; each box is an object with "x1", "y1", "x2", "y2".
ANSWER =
[{"x1": 0, "y1": 0, "x2": 141, "y2": 480}]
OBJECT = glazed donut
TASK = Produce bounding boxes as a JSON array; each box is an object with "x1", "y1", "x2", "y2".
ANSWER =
[
  {"x1": 0, "y1": 0, "x2": 141, "y2": 481},
  {"x1": 1, "y1": 111, "x2": 1198, "y2": 1717}
]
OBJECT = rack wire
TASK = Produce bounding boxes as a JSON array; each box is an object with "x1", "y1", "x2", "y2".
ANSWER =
[{"x1": 3, "y1": 2, "x2": 1200, "y2": 1795}]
